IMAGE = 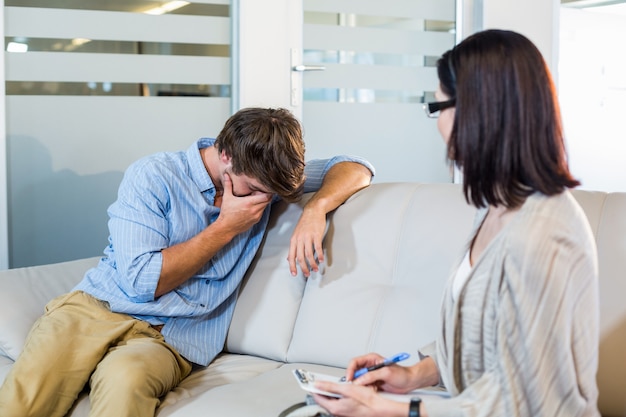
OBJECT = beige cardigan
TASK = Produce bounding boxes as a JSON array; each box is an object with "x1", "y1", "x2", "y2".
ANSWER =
[{"x1": 424, "y1": 191, "x2": 600, "y2": 417}]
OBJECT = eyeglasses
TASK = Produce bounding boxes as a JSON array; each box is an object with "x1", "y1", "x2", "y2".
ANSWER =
[{"x1": 423, "y1": 99, "x2": 456, "y2": 118}]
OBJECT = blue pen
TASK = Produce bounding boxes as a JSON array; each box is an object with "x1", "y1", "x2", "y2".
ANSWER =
[{"x1": 341, "y1": 352, "x2": 410, "y2": 381}]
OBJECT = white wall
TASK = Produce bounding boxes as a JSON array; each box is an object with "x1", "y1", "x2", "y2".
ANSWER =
[
  {"x1": 0, "y1": 2, "x2": 7, "y2": 270},
  {"x1": 559, "y1": 7, "x2": 626, "y2": 192},
  {"x1": 482, "y1": 0, "x2": 560, "y2": 75},
  {"x1": 481, "y1": 1, "x2": 626, "y2": 193},
  {"x1": 235, "y1": 0, "x2": 302, "y2": 117}
]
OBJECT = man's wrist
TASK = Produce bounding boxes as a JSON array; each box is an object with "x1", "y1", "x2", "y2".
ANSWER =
[{"x1": 409, "y1": 397, "x2": 421, "y2": 417}]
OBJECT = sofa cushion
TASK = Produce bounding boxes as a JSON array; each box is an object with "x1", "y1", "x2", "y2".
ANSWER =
[
  {"x1": 0, "y1": 257, "x2": 99, "y2": 359},
  {"x1": 156, "y1": 362, "x2": 342, "y2": 417},
  {"x1": 0, "y1": 354, "x2": 13, "y2": 383},
  {"x1": 226, "y1": 194, "x2": 314, "y2": 361},
  {"x1": 160, "y1": 353, "x2": 283, "y2": 411}
]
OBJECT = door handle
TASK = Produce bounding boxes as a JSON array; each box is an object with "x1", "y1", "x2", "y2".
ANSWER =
[
  {"x1": 292, "y1": 64, "x2": 326, "y2": 72},
  {"x1": 290, "y1": 49, "x2": 326, "y2": 107}
]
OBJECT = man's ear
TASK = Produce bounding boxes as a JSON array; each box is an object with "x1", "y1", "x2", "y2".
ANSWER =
[{"x1": 219, "y1": 150, "x2": 232, "y2": 167}]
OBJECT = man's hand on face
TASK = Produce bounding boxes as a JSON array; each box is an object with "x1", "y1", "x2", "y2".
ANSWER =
[{"x1": 216, "y1": 173, "x2": 272, "y2": 235}]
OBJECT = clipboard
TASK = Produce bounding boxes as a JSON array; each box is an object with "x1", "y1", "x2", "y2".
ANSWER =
[
  {"x1": 292, "y1": 368, "x2": 451, "y2": 401},
  {"x1": 292, "y1": 369, "x2": 345, "y2": 398}
]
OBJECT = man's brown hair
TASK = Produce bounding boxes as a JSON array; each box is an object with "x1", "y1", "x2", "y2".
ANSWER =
[{"x1": 214, "y1": 107, "x2": 306, "y2": 202}]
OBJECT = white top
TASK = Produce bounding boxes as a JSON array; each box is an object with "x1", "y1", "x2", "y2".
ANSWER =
[{"x1": 452, "y1": 251, "x2": 472, "y2": 301}]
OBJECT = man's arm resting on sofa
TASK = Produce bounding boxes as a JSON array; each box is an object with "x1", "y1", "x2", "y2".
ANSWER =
[{"x1": 288, "y1": 161, "x2": 373, "y2": 277}]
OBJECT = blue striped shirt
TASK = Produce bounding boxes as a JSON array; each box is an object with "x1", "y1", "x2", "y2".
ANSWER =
[{"x1": 74, "y1": 138, "x2": 374, "y2": 365}]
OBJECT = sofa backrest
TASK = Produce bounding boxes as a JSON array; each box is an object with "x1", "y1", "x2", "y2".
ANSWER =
[
  {"x1": 571, "y1": 190, "x2": 626, "y2": 417},
  {"x1": 228, "y1": 182, "x2": 626, "y2": 417},
  {"x1": 228, "y1": 183, "x2": 476, "y2": 365},
  {"x1": 283, "y1": 183, "x2": 476, "y2": 366}
]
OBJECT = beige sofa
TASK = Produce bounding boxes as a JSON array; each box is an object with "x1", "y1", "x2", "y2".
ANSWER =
[{"x1": 0, "y1": 182, "x2": 624, "y2": 416}]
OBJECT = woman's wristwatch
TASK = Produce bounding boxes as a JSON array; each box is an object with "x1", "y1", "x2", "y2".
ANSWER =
[{"x1": 409, "y1": 397, "x2": 422, "y2": 417}]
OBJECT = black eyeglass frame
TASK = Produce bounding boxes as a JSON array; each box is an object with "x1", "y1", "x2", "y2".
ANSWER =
[{"x1": 423, "y1": 98, "x2": 456, "y2": 118}]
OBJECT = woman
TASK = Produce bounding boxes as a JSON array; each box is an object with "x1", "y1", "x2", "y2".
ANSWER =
[{"x1": 312, "y1": 29, "x2": 600, "y2": 417}]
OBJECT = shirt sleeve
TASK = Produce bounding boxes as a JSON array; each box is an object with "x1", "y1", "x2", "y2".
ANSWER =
[
  {"x1": 105, "y1": 157, "x2": 171, "y2": 302},
  {"x1": 302, "y1": 155, "x2": 375, "y2": 193}
]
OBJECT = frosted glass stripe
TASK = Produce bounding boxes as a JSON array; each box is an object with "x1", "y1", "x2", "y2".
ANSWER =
[
  {"x1": 302, "y1": 101, "x2": 451, "y2": 183},
  {"x1": 6, "y1": 52, "x2": 230, "y2": 84},
  {"x1": 304, "y1": 24, "x2": 455, "y2": 56},
  {"x1": 301, "y1": 63, "x2": 437, "y2": 91},
  {"x1": 194, "y1": 0, "x2": 230, "y2": 4},
  {"x1": 7, "y1": 95, "x2": 231, "y2": 175},
  {"x1": 303, "y1": 0, "x2": 455, "y2": 21},
  {"x1": 5, "y1": 7, "x2": 230, "y2": 45}
]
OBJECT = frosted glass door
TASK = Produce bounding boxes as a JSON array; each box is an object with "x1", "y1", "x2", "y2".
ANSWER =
[{"x1": 301, "y1": 0, "x2": 456, "y2": 183}]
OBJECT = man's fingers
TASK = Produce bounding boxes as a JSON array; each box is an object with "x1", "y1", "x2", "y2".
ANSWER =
[
  {"x1": 304, "y1": 246, "x2": 319, "y2": 274},
  {"x1": 298, "y1": 255, "x2": 311, "y2": 277},
  {"x1": 314, "y1": 239, "x2": 324, "y2": 264},
  {"x1": 287, "y1": 243, "x2": 312, "y2": 277},
  {"x1": 287, "y1": 238, "x2": 326, "y2": 278},
  {"x1": 222, "y1": 172, "x2": 233, "y2": 196}
]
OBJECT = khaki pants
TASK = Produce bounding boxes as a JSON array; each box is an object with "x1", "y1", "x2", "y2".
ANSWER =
[{"x1": 0, "y1": 291, "x2": 192, "y2": 417}]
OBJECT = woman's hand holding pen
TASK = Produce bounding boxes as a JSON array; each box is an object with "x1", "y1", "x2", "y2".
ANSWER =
[
  {"x1": 312, "y1": 354, "x2": 439, "y2": 417},
  {"x1": 344, "y1": 353, "x2": 385, "y2": 382},
  {"x1": 342, "y1": 353, "x2": 414, "y2": 393}
]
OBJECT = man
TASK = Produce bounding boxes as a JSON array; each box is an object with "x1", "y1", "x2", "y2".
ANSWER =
[{"x1": 0, "y1": 107, "x2": 374, "y2": 417}]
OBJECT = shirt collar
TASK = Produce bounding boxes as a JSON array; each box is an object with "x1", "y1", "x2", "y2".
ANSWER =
[{"x1": 187, "y1": 137, "x2": 217, "y2": 193}]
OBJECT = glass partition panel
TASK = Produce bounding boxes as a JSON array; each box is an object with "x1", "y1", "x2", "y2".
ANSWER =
[
  {"x1": 302, "y1": 0, "x2": 456, "y2": 183},
  {"x1": 4, "y1": 0, "x2": 232, "y2": 267}
]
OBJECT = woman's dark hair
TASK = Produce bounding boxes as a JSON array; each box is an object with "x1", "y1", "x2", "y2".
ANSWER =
[
  {"x1": 214, "y1": 107, "x2": 306, "y2": 202},
  {"x1": 437, "y1": 29, "x2": 579, "y2": 208}
]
